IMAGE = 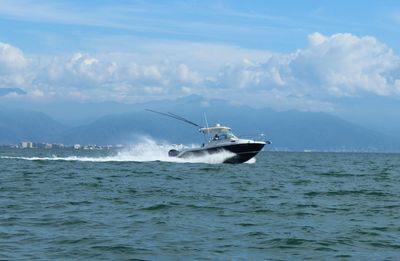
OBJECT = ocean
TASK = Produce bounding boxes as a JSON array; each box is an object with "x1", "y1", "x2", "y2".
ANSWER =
[{"x1": 1, "y1": 140, "x2": 399, "y2": 260}]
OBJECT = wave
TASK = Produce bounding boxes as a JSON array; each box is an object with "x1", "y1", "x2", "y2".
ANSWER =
[{"x1": 1, "y1": 137, "x2": 254, "y2": 164}]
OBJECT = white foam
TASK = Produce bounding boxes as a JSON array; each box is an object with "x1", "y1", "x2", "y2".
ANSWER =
[
  {"x1": 245, "y1": 157, "x2": 256, "y2": 164},
  {"x1": 1, "y1": 137, "x2": 243, "y2": 164}
]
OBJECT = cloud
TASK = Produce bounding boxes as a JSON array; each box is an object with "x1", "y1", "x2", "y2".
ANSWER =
[
  {"x1": 215, "y1": 32, "x2": 400, "y2": 100},
  {"x1": 290, "y1": 32, "x2": 399, "y2": 97},
  {"x1": 0, "y1": 0, "x2": 298, "y2": 44},
  {"x1": 29, "y1": 51, "x2": 208, "y2": 101},
  {"x1": 0, "y1": 42, "x2": 27, "y2": 71},
  {"x1": 0, "y1": 42, "x2": 29, "y2": 88},
  {"x1": 1, "y1": 32, "x2": 399, "y2": 111}
]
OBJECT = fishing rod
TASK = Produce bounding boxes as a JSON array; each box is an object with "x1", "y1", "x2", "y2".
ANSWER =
[{"x1": 145, "y1": 109, "x2": 203, "y2": 128}]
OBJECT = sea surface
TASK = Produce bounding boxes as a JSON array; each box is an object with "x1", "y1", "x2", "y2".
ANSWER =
[{"x1": 1, "y1": 142, "x2": 400, "y2": 260}]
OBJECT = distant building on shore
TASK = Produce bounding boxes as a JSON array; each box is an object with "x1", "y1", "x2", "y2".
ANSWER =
[
  {"x1": 51, "y1": 144, "x2": 65, "y2": 149},
  {"x1": 20, "y1": 141, "x2": 33, "y2": 149}
]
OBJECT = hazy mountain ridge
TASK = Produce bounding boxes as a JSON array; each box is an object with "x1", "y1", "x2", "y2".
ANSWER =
[
  {"x1": 0, "y1": 109, "x2": 67, "y2": 144},
  {"x1": 1, "y1": 96, "x2": 399, "y2": 151}
]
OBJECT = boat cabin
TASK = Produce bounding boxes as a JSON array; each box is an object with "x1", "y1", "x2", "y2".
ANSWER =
[{"x1": 199, "y1": 124, "x2": 238, "y2": 142}]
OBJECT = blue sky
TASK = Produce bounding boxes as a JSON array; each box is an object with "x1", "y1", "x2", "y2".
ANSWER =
[
  {"x1": 1, "y1": 0, "x2": 400, "y2": 131},
  {"x1": 1, "y1": 0, "x2": 399, "y2": 53}
]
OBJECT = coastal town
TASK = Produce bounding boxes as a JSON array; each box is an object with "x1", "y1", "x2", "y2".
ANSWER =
[{"x1": 0, "y1": 141, "x2": 125, "y2": 150}]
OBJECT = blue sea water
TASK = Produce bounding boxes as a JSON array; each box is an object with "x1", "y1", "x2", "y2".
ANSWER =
[{"x1": 1, "y1": 144, "x2": 400, "y2": 260}]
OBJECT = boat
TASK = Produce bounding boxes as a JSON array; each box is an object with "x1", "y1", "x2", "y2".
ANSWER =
[{"x1": 147, "y1": 109, "x2": 270, "y2": 164}]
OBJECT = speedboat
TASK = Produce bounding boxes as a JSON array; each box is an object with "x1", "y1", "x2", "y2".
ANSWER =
[
  {"x1": 168, "y1": 124, "x2": 268, "y2": 163},
  {"x1": 147, "y1": 109, "x2": 270, "y2": 164}
]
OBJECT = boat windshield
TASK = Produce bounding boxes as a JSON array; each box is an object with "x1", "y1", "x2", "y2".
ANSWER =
[{"x1": 212, "y1": 131, "x2": 237, "y2": 141}]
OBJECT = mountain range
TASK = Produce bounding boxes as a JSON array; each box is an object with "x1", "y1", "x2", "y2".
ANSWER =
[{"x1": 1, "y1": 95, "x2": 399, "y2": 152}]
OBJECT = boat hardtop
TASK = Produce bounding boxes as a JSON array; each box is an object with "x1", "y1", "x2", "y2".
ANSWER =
[{"x1": 199, "y1": 124, "x2": 231, "y2": 134}]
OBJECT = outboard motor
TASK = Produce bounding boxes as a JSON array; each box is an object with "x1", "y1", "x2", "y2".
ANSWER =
[{"x1": 168, "y1": 149, "x2": 180, "y2": 157}]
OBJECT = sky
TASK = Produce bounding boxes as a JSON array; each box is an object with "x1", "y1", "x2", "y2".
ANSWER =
[{"x1": 1, "y1": 0, "x2": 400, "y2": 132}]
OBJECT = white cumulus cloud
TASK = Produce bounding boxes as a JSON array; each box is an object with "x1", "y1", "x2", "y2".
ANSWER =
[
  {"x1": 215, "y1": 32, "x2": 400, "y2": 102},
  {"x1": 290, "y1": 32, "x2": 400, "y2": 97},
  {"x1": 1, "y1": 33, "x2": 400, "y2": 111},
  {"x1": 0, "y1": 42, "x2": 27, "y2": 70},
  {"x1": 0, "y1": 42, "x2": 29, "y2": 87}
]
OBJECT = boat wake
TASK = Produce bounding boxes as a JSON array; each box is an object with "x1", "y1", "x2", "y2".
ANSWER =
[{"x1": 1, "y1": 138, "x2": 255, "y2": 164}]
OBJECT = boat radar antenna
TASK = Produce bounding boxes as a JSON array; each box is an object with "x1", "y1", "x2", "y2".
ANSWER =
[
  {"x1": 146, "y1": 109, "x2": 203, "y2": 128},
  {"x1": 204, "y1": 112, "x2": 209, "y2": 129},
  {"x1": 203, "y1": 112, "x2": 209, "y2": 144}
]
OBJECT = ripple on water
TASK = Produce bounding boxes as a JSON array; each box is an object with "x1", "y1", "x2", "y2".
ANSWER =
[{"x1": 1, "y1": 150, "x2": 400, "y2": 260}]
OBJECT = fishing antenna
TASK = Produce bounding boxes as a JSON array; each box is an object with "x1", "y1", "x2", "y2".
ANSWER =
[
  {"x1": 146, "y1": 109, "x2": 203, "y2": 128},
  {"x1": 204, "y1": 112, "x2": 209, "y2": 129},
  {"x1": 203, "y1": 112, "x2": 209, "y2": 144},
  {"x1": 166, "y1": 111, "x2": 203, "y2": 128}
]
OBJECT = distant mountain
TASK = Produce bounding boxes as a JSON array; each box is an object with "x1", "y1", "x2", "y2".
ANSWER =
[
  {"x1": 58, "y1": 95, "x2": 400, "y2": 152},
  {"x1": 1, "y1": 95, "x2": 399, "y2": 151},
  {"x1": 0, "y1": 88, "x2": 26, "y2": 96},
  {"x1": 0, "y1": 109, "x2": 66, "y2": 144}
]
